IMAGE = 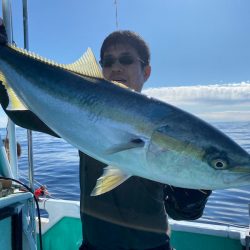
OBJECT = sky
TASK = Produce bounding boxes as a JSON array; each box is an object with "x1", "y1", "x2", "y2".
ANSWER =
[{"x1": 0, "y1": 0, "x2": 250, "y2": 127}]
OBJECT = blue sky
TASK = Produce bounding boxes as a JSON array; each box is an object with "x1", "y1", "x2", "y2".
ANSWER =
[{"x1": 0, "y1": 0, "x2": 250, "y2": 126}]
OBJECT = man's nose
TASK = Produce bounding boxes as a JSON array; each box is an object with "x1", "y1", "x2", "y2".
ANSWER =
[{"x1": 111, "y1": 60, "x2": 123, "y2": 71}]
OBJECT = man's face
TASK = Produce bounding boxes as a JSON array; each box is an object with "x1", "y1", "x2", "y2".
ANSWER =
[{"x1": 101, "y1": 44, "x2": 151, "y2": 92}]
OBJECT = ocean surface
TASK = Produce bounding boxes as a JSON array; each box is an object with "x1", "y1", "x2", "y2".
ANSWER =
[{"x1": 0, "y1": 121, "x2": 250, "y2": 228}]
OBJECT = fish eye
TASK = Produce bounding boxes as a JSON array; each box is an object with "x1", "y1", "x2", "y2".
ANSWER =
[{"x1": 211, "y1": 159, "x2": 228, "y2": 170}]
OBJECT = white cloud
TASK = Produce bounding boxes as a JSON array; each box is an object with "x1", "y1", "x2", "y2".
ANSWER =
[
  {"x1": 143, "y1": 82, "x2": 250, "y2": 122},
  {"x1": 198, "y1": 111, "x2": 250, "y2": 122}
]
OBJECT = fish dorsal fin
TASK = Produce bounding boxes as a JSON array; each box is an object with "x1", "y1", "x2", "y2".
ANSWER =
[
  {"x1": 0, "y1": 72, "x2": 27, "y2": 110},
  {"x1": 9, "y1": 45, "x2": 104, "y2": 79},
  {"x1": 9, "y1": 44, "x2": 63, "y2": 68},
  {"x1": 1, "y1": 45, "x2": 128, "y2": 110},
  {"x1": 91, "y1": 166, "x2": 131, "y2": 196},
  {"x1": 2, "y1": 45, "x2": 103, "y2": 110},
  {"x1": 65, "y1": 48, "x2": 103, "y2": 78},
  {"x1": 9, "y1": 44, "x2": 130, "y2": 89}
]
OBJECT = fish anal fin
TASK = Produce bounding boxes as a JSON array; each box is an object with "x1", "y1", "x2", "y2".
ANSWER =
[
  {"x1": 91, "y1": 166, "x2": 131, "y2": 196},
  {"x1": 0, "y1": 72, "x2": 27, "y2": 110},
  {"x1": 6, "y1": 87, "x2": 28, "y2": 110}
]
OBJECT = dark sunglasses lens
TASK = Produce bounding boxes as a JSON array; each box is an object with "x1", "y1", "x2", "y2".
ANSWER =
[
  {"x1": 102, "y1": 57, "x2": 115, "y2": 67},
  {"x1": 101, "y1": 55, "x2": 135, "y2": 67},
  {"x1": 119, "y1": 55, "x2": 134, "y2": 65}
]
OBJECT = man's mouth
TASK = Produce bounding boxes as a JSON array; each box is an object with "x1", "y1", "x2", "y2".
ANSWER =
[{"x1": 113, "y1": 79, "x2": 126, "y2": 83}]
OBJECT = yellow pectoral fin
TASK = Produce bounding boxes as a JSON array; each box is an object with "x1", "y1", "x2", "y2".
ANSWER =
[{"x1": 91, "y1": 166, "x2": 131, "y2": 196}]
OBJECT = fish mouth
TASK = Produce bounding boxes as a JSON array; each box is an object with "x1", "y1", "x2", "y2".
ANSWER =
[
  {"x1": 222, "y1": 164, "x2": 250, "y2": 185},
  {"x1": 223, "y1": 171, "x2": 250, "y2": 185},
  {"x1": 229, "y1": 165, "x2": 250, "y2": 173}
]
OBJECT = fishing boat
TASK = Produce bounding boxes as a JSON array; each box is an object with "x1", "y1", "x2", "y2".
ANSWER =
[{"x1": 0, "y1": 1, "x2": 250, "y2": 250}]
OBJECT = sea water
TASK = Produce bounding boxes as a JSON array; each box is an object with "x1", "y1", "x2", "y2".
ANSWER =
[{"x1": 0, "y1": 121, "x2": 249, "y2": 228}]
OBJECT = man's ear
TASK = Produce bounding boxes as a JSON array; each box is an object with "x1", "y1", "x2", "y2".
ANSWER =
[{"x1": 143, "y1": 65, "x2": 151, "y2": 82}]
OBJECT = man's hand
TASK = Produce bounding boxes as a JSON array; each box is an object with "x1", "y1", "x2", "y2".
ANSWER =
[
  {"x1": 164, "y1": 185, "x2": 211, "y2": 220},
  {"x1": 0, "y1": 18, "x2": 8, "y2": 44}
]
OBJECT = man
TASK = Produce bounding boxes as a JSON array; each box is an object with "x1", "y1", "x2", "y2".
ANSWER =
[{"x1": 0, "y1": 21, "x2": 211, "y2": 250}]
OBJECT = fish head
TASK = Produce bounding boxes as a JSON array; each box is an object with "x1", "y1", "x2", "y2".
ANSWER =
[{"x1": 146, "y1": 118, "x2": 250, "y2": 190}]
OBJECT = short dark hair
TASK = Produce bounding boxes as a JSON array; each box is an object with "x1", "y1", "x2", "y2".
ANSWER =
[{"x1": 100, "y1": 30, "x2": 150, "y2": 66}]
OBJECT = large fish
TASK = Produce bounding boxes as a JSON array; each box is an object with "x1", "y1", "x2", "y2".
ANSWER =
[{"x1": 0, "y1": 43, "x2": 250, "y2": 195}]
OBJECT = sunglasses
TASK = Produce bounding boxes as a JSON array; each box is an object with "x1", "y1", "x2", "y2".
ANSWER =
[{"x1": 100, "y1": 55, "x2": 145, "y2": 68}]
